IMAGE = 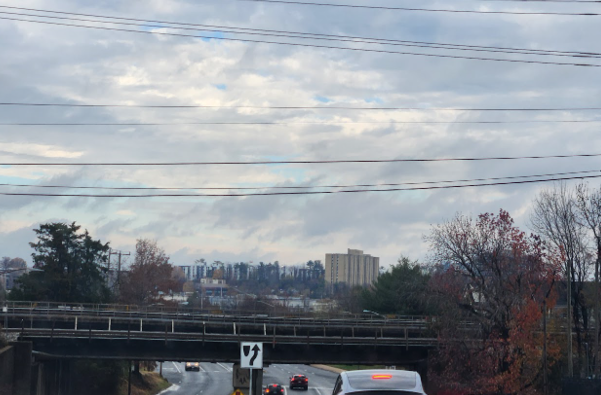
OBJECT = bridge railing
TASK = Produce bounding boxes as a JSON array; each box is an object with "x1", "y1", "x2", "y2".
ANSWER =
[{"x1": 2, "y1": 300, "x2": 433, "y2": 326}]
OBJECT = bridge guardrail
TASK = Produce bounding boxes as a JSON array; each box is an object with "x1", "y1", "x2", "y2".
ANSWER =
[{"x1": 1, "y1": 300, "x2": 432, "y2": 324}]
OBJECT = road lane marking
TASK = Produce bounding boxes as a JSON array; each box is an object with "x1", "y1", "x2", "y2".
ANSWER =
[
  {"x1": 157, "y1": 384, "x2": 179, "y2": 395},
  {"x1": 172, "y1": 362, "x2": 181, "y2": 374},
  {"x1": 217, "y1": 362, "x2": 232, "y2": 372}
]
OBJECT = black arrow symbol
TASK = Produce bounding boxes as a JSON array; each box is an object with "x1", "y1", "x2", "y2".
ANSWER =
[{"x1": 249, "y1": 344, "x2": 260, "y2": 366}]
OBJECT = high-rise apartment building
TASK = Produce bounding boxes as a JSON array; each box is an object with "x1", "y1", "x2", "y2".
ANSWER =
[{"x1": 325, "y1": 249, "x2": 380, "y2": 289}]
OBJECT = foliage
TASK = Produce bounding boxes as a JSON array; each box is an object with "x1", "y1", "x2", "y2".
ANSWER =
[
  {"x1": 119, "y1": 239, "x2": 178, "y2": 305},
  {"x1": 360, "y1": 256, "x2": 433, "y2": 315},
  {"x1": 426, "y1": 209, "x2": 561, "y2": 395},
  {"x1": 9, "y1": 222, "x2": 111, "y2": 303},
  {"x1": 531, "y1": 183, "x2": 590, "y2": 375},
  {"x1": 332, "y1": 283, "x2": 364, "y2": 314},
  {"x1": 531, "y1": 182, "x2": 601, "y2": 376},
  {"x1": 72, "y1": 360, "x2": 128, "y2": 395}
]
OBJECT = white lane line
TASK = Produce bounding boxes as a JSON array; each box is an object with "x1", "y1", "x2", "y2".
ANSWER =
[
  {"x1": 217, "y1": 362, "x2": 232, "y2": 372},
  {"x1": 157, "y1": 384, "x2": 179, "y2": 395},
  {"x1": 172, "y1": 362, "x2": 181, "y2": 374}
]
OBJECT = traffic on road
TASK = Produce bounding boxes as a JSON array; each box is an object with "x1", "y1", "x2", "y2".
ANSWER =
[
  {"x1": 157, "y1": 362, "x2": 339, "y2": 395},
  {"x1": 157, "y1": 362, "x2": 424, "y2": 395}
]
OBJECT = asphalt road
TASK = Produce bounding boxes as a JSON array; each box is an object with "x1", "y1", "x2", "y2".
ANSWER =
[
  {"x1": 157, "y1": 362, "x2": 337, "y2": 395},
  {"x1": 264, "y1": 364, "x2": 338, "y2": 395}
]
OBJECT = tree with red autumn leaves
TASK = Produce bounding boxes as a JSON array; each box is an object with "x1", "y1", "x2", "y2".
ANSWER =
[
  {"x1": 119, "y1": 239, "x2": 180, "y2": 306},
  {"x1": 426, "y1": 209, "x2": 562, "y2": 395}
]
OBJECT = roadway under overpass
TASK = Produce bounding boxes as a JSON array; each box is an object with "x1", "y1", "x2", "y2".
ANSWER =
[{"x1": 1, "y1": 302, "x2": 436, "y2": 395}]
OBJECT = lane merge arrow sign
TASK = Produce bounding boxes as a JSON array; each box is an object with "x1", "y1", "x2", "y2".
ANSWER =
[{"x1": 240, "y1": 342, "x2": 263, "y2": 369}]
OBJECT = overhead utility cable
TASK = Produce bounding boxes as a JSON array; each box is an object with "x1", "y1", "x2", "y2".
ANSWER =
[
  {"x1": 238, "y1": 0, "x2": 601, "y2": 15},
  {"x1": 1, "y1": 153, "x2": 600, "y2": 166},
  {"x1": 0, "y1": 170, "x2": 597, "y2": 191},
  {"x1": 2, "y1": 174, "x2": 601, "y2": 198},
  {"x1": 3, "y1": 102, "x2": 601, "y2": 111},
  {"x1": 4, "y1": 119, "x2": 601, "y2": 126},
  {"x1": 4, "y1": 120, "x2": 601, "y2": 126},
  {"x1": 0, "y1": 7, "x2": 599, "y2": 58},
  {"x1": 0, "y1": 16, "x2": 598, "y2": 67},
  {"x1": 484, "y1": 1, "x2": 601, "y2": 3}
]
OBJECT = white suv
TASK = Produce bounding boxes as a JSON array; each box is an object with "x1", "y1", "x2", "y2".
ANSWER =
[{"x1": 331, "y1": 370, "x2": 426, "y2": 395}]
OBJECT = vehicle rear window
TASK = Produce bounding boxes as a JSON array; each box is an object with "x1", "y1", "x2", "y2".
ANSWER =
[{"x1": 347, "y1": 372, "x2": 416, "y2": 390}]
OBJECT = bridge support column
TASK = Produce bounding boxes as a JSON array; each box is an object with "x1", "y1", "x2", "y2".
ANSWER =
[
  {"x1": 11, "y1": 342, "x2": 32, "y2": 395},
  {"x1": 415, "y1": 359, "x2": 428, "y2": 393}
]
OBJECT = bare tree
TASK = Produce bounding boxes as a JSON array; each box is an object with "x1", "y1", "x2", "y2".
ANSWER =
[
  {"x1": 531, "y1": 183, "x2": 591, "y2": 376},
  {"x1": 575, "y1": 183, "x2": 601, "y2": 376}
]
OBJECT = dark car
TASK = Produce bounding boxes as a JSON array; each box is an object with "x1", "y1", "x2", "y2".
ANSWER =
[
  {"x1": 331, "y1": 370, "x2": 426, "y2": 395},
  {"x1": 290, "y1": 374, "x2": 309, "y2": 390},
  {"x1": 264, "y1": 383, "x2": 284, "y2": 395},
  {"x1": 185, "y1": 362, "x2": 200, "y2": 371}
]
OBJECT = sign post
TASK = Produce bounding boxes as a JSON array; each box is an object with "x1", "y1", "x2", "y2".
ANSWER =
[{"x1": 241, "y1": 342, "x2": 263, "y2": 395}]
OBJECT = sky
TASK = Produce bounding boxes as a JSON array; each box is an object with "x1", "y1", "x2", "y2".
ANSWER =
[{"x1": 1, "y1": 0, "x2": 601, "y2": 269}]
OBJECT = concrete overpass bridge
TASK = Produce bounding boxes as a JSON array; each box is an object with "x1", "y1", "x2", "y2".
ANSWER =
[{"x1": 1, "y1": 301, "x2": 438, "y2": 395}]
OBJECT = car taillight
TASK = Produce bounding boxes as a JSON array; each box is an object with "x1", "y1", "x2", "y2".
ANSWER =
[
  {"x1": 372, "y1": 374, "x2": 392, "y2": 380},
  {"x1": 265, "y1": 390, "x2": 269, "y2": 393},
  {"x1": 304, "y1": 378, "x2": 308, "y2": 382}
]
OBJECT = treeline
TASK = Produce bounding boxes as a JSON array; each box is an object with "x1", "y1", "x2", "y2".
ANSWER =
[
  {"x1": 337, "y1": 182, "x2": 601, "y2": 395},
  {"x1": 9, "y1": 223, "x2": 184, "y2": 306},
  {"x1": 6, "y1": 222, "x2": 182, "y2": 395},
  {"x1": 339, "y1": 210, "x2": 560, "y2": 394}
]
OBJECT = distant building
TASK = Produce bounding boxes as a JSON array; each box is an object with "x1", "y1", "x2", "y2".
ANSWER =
[
  {"x1": 1, "y1": 257, "x2": 28, "y2": 292},
  {"x1": 325, "y1": 249, "x2": 380, "y2": 289},
  {"x1": 199, "y1": 277, "x2": 228, "y2": 297}
]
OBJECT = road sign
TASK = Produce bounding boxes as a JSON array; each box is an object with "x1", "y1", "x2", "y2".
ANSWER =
[
  {"x1": 231, "y1": 390, "x2": 244, "y2": 395},
  {"x1": 233, "y1": 365, "x2": 250, "y2": 388},
  {"x1": 240, "y1": 342, "x2": 263, "y2": 369}
]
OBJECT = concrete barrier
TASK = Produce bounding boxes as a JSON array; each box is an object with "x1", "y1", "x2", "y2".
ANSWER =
[
  {"x1": 0, "y1": 346, "x2": 15, "y2": 395},
  {"x1": 0, "y1": 342, "x2": 33, "y2": 395},
  {"x1": 309, "y1": 364, "x2": 346, "y2": 374}
]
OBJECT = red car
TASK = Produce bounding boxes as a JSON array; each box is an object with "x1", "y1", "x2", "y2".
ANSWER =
[
  {"x1": 289, "y1": 374, "x2": 309, "y2": 391},
  {"x1": 264, "y1": 384, "x2": 284, "y2": 395}
]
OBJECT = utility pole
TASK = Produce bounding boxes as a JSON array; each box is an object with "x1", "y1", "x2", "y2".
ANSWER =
[
  {"x1": 108, "y1": 250, "x2": 131, "y2": 293},
  {"x1": 117, "y1": 251, "x2": 131, "y2": 289},
  {"x1": 568, "y1": 264, "x2": 573, "y2": 377},
  {"x1": 543, "y1": 300, "x2": 548, "y2": 395}
]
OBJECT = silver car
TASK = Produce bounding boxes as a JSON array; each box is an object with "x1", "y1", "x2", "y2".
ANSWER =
[{"x1": 331, "y1": 370, "x2": 426, "y2": 395}]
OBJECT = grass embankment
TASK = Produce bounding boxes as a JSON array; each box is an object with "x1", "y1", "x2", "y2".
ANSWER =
[{"x1": 118, "y1": 371, "x2": 171, "y2": 395}]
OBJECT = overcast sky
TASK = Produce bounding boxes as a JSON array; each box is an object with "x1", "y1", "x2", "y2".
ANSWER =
[{"x1": 1, "y1": 0, "x2": 601, "y2": 268}]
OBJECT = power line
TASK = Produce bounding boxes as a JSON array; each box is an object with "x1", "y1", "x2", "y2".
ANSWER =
[
  {"x1": 484, "y1": 1, "x2": 601, "y2": 3},
  {"x1": 238, "y1": 0, "x2": 601, "y2": 15},
  {"x1": 0, "y1": 170, "x2": 597, "y2": 191},
  {"x1": 1, "y1": 154, "x2": 600, "y2": 166},
  {"x1": 4, "y1": 119, "x2": 601, "y2": 126},
  {"x1": 1, "y1": 16, "x2": 599, "y2": 68},
  {"x1": 1, "y1": 174, "x2": 600, "y2": 198},
  {"x1": 1, "y1": 7, "x2": 599, "y2": 59},
  {"x1": 2, "y1": 6, "x2": 598, "y2": 58},
  {"x1": 2, "y1": 102, "x2": 601, "y2": 111}
]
